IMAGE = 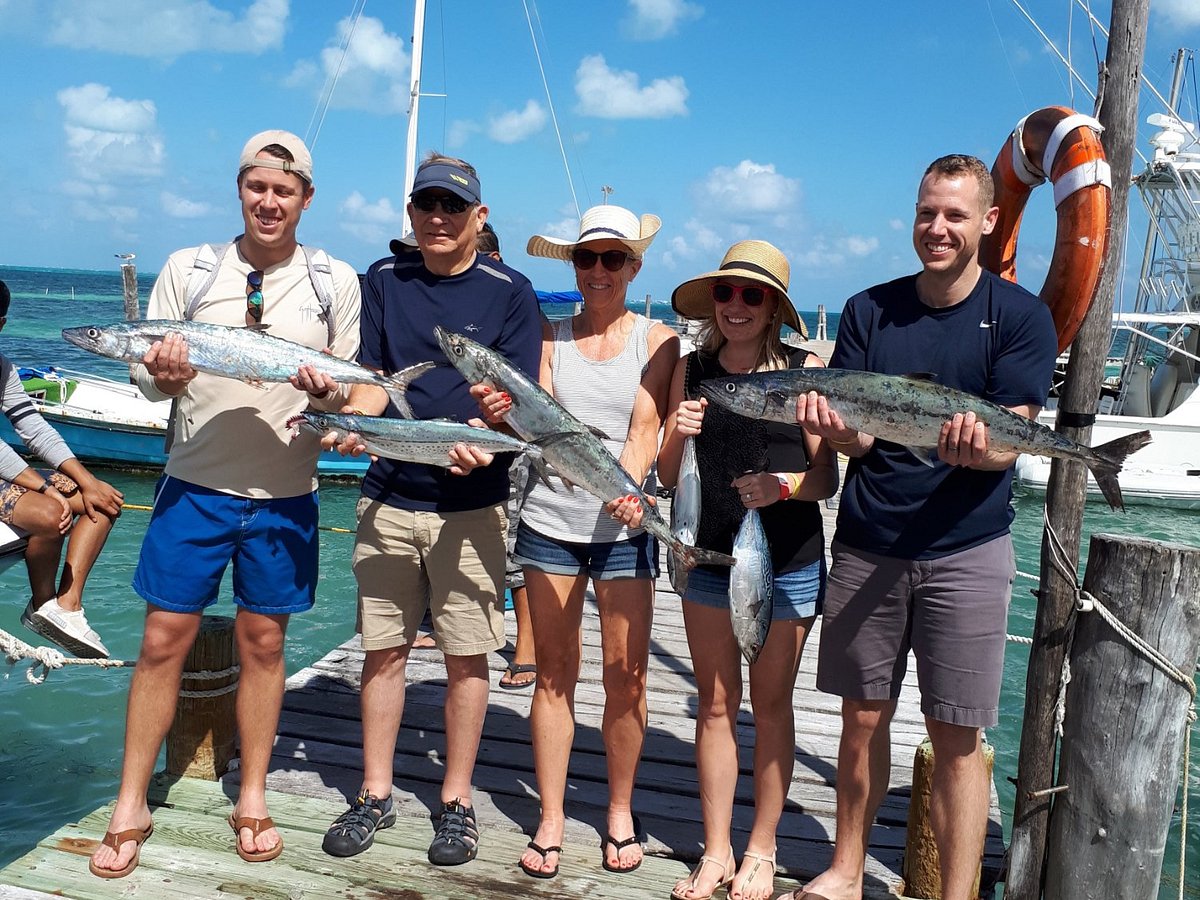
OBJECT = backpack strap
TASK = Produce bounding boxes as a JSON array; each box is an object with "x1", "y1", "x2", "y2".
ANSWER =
[
  {"x1": 183, "y1": 242, "x2": 232, "y2": 321},
  {"x1": 301, "y1": 244, "x2": 337, "y2": 347}
]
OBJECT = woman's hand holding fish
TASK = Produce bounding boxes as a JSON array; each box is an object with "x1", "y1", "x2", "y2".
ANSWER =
[
  {"x1": 470, "y1": 383, "x2": 512, "y2": 424},
  {"x1": 674, "y1": 398, "x2": 706, "y2": 437},
  {"x1": 795, "y1": 390, "x2": 864, "y2": 454},
  {"x1": 731, "y1": 472, "x2": 779, "y2": 509},
  {"x1": 606, "y1": 493, "x2": 650, "y2": 528},
  {"x1": 939, "y1": 411, "x2": 988, "y2": 467},
  {"x1": 143, "y1": 331, "x2": 196, "y2": 395}
]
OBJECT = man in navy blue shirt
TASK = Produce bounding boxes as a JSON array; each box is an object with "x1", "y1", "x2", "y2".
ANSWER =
[
  {"x1": 320, "y1": 154, "x2": 541, "y2": 866},
  {"x1": 792, "y1": 155, "x2": 1056, "y2": 900}
]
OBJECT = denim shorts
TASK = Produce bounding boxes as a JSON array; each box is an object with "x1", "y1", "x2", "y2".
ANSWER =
[
  {"x1": 514, "y1": 522, "x2": 659, "y2": 580},
  {"x1": 133, "y1": 476, "x2": 319, "y2": 616},
  {"x1": 682, "y1": 557, "x2": 825, "y2": 620}
]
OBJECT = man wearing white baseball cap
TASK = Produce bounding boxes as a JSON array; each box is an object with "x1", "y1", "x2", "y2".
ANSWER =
[{"x1": 89, "y1": 130, "x2": 362, "y2": 878}]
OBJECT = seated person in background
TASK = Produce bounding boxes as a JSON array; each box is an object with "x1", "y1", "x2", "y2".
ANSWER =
[{"x1": 0, "y1": 278, "x2": 124, "y2": 658}]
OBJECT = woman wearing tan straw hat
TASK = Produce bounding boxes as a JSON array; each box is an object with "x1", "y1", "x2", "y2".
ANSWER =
[
  {"x1": 482, "y1": 204, "x2": 677, "y2": 880},
  {"x1": 657, "y1": 240, "x2": 837, "y2": 900}
]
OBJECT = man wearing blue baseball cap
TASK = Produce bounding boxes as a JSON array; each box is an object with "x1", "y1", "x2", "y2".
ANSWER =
[{"x1": 320, "y1": 153, "x2": 541, "y2": 866}]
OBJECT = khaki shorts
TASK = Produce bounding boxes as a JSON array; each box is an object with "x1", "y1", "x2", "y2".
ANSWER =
[
  {"x1": 353, "y1": 498, "x2": 507, "y2": 656},
  {"x1": 816, "y1": 534, "x2": 1014, "y2": 728}
]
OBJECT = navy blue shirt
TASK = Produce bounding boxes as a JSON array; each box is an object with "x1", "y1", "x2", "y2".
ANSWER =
[
  {"x1": 831, "y1": 270, "x2": 1057, "y2": 559},
  {"x1": 358, "y1": 249, "x2": 542, "y2": 512}
]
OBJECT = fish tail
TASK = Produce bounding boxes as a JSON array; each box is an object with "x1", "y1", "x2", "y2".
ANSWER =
[
  {"x1": 382, "y1": 361, "x2": 436, "y2": 419},
  {"x1": 1085, "y1": 429, "x2": 1153, "y2": 512},
  {"x1": 672, "y1": 539, "x2": 737, "y2": 569}
]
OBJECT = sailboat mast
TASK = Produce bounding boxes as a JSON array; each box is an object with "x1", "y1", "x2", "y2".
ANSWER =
[{"x1": 400, "y1": 0, "x2": 427, "y2": 239}]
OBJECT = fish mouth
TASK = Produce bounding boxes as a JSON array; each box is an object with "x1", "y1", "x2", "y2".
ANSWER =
[{"x1": 285, "y1": 414, "x2": 310, "y2": 441}]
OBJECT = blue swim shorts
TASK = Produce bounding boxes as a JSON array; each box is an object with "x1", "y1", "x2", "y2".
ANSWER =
[
  {"x1": 514, "y1": 522, "x2": 659, "y2": 580},
  {"x1": 133, "y1": 475, "x2": 320, "y2": 615},
  {"x1": 682, "y1": 557, "x2": 825, "y2": 620}
]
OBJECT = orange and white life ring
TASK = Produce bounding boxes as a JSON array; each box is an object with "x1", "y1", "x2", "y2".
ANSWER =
[{"x1": 981, "y1": 105, "x2": 1112, "y2": 353}]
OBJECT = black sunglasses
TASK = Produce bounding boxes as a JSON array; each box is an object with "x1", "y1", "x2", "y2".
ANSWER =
[
  {"x1": 411, "y1": 192, "x2": 472, "y2": 215},
  {"x1": 246, "y1": 270, "x2": 264, "y2": 325},
  {"x1": 571, "y1": 248, "x2": 632, "y2": 272},
  {"x1": 712, "y1": 282, "x2": 769, "y2": 307}
]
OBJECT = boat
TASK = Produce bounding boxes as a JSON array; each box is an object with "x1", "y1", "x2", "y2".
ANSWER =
[
  {"x1": 1015, "y1": 50, "x2": 1200, "y2": 508},
  {"x1": 0, "y1": 522, "x2": 28, "y2": 577},
  {"x1": 0, "y1": 365, "x2": 368, "y2": 478}
]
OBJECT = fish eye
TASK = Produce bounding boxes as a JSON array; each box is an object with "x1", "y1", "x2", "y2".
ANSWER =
[
  {"x1": 453, "y1": 345, "x2": 464, "y2": 356},
  {"x1": 87, "y1": 328, "x2": 99, "y2": 338},
  {"x1": 724, "y1": 383, "x2": 736, "y2": 393}
]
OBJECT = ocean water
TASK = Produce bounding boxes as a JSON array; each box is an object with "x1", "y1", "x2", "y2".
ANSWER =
[{"x1": 0, "y1": 266, "x2": 1195, "y2": 896}]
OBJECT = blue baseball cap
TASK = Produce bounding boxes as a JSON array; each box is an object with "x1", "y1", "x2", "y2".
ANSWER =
[{"x1": 411, "y1": 162, "x2": 481, "y2": 204}]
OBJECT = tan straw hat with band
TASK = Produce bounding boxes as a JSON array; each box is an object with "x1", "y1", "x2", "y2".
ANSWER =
[
  {"x1": 527, "y1": 204, "x2": 661, "y2": 260},
  {"x1": 670, "y1": 239, "x2": 806, "y2": 339}
]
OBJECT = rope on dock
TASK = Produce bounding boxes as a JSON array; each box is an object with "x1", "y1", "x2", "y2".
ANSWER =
[
  {"x1": 179, "y1": 663, "x2": 241, "y2": 699},
  {"x1": 0, "y1": 628, "x2": 133, "y2": 684}
]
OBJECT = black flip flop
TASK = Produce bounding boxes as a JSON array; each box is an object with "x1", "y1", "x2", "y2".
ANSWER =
[
  {"x1": 498, "y1": 662, "x2": 537, "y2": 690},
  {"x1": 600, "y1": 815, "x2": 642, "y2": 873},
  {"x1": 519, "y1": 840, "x2": 561, "y2": 879}
]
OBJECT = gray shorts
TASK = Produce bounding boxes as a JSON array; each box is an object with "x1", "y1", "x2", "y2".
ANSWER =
[{"x1": 816, "y1": 534, "x2": 1014, "y2": 728}]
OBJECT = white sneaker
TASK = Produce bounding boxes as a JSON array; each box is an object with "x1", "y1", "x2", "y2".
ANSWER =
[{"x1": 22, "y1": 597, "x2": 109, "y2": 659}]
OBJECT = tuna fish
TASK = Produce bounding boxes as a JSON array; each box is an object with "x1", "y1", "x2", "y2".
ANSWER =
[
  {"x1": 287, "y1": 411, "x2": 542, "y2": 467},
  {"x1": 698, "y1": 368, "x2": 1151, "y2": 511},
  {"x1": 62, "y1": 320, "x2": 431, "y2": 417},
  {"x1": 729, "y1": 508, "x2": 773, "y2": 664},
  {"x1": 667, "y1": 435, "x2": 701, "y2": 595},
  {"x1": 435, "y1": 326, "x2": 736, "y2": 570}
]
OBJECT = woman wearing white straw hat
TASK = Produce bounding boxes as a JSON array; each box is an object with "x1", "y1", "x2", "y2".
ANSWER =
[
  {"x1": 658, "y1": 241, "x2": 837, "y2": 900},
  {"x1": 482, "y1": 204, "x2": 678, "y2": 879}
]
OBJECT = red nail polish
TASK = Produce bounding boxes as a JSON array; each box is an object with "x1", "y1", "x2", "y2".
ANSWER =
[{"x1": 481, "y1": 386, "x2": 492, "y2": 395}]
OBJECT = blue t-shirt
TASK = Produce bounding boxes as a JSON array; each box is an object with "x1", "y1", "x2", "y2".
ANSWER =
[
  {"x1": 358, "y1": 249, "x2": 542, "y2": 512},
  {"x1": 831, "y1": 269, "x2": 1057, "y2": 559}
]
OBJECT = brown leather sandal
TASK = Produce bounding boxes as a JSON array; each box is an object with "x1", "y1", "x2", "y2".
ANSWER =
[
  {"x1": 228, "y1": 813, "x2": 283, "y2": 862},
  {"x1": 88, "y1": 821, "x2": 154, "y2": 879}
]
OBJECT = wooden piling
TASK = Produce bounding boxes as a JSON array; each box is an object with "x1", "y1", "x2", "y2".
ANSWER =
[
  {"x1": 1043, "y1": 534, "x2": 1200, "y2": 898},
  {"x1": 166, "y1": 615, "x2": 239, "y2": 780},
  {"x1": 902, "y1": 737, "x2": 994, "y2": 900},
  {"x1": 816, "y1": 304, "x2": 828, "y2": 341}
]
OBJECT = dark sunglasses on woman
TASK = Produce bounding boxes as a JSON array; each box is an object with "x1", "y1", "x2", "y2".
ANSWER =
[
  {"x1": 711, "y1": 282, "x2": 769, "y2": 307},
  {"x1": 571, "y1": 248, "x2": 632, "y2": 272}
]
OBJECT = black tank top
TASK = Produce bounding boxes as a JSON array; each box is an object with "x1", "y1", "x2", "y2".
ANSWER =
[{"x1": 685, "y1": 347, "x2": 824, "y2": 573}]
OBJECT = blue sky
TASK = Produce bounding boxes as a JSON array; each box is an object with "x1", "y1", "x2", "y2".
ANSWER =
[{"x1": 0, "y1": 0, "x2": 1197, "y2": 311}]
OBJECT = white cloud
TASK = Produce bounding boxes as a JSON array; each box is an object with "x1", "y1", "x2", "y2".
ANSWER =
[
  {"x1": 624, "y1": 0, "x2": 702, "y2": 40},
  {"x1": 287, "y1": 15, "x2": 410, "y2": 115},
  {"x1": 340, "y1": 191, "x2": 403, "y2": 243},
  {"x1": 537, "y1": 216, "x2": 581, "y2": 241},
  {"x1": 46, "y1": 0, "x2": 288, "y2": 59},
  {"x1": 695, "y1": 160, "x2": 800, "y2": 218},
  {"x1": 161, "y1": 192, "x2": 211, "y2": 218},
  {"x1": 1156, "y1": 0, "x2": 1200, "y2": 27},
  {"x1": 889, "y1": 218, "x2": 905, "y2": 230},
  {"x1": 488, "y1": 100, "x2": 547, "y2": 144},
  {"x1": 792, "y1": 235, "x2": 880, "y2": 270},
  {"x1": 70, "y1": 200, "x2": 138, "y2": 224},
  {"x1": 447, "y1": 120, "x2": 481, "y2": 149},
  {"x1": 57, "y1": 83, "x2": 165, "y2": 181},
  {"x1": 574, "y1": 54, "x2": 688, "y2": 119},
  {"x1": 658, "y1": 218, "x2": 726, "y2": 269},
  {"x1": 845, "y1": 236, "x2": 879, "y2": 256}
]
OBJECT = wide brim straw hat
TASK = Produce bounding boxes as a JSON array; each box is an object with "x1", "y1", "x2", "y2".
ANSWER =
[
  {"x1": 670, "y1": 239, "x2": 806, "y2": 339},
  {"x1": 527, "y1": 205, "x2": 661, "y2": 260}
]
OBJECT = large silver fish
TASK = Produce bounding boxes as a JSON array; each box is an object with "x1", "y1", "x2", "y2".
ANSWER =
[
  {"x1": 699, "y1": 368, "x2": 1151, "y2": 511},
  {"x1": 435, "y1": 326, "x2": 736, "y2": 570},
  {"x1": 667, "y1": 435, "x2": 701, "y2": 594},
  {"x1": 730, "y1": 508, "x2": 773, "y2": 665},
  {"x1": 62, "y1": 320, "x2": 431, "y2": 418},
  {"x1": 287, "y1": 411, "x2": 542, "y2": 467}
]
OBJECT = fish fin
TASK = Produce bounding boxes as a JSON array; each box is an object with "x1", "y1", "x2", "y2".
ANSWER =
[
  {"x1": 382, "y1": 360, "x2": 437, "y2": 419},
  {"x1": 904, "y1": 372, "x2": 938, "y2": 382},
  {"x1": 246, "y1": 323, "x2": 271, "y2": 332},
  {"x1": 530, "y1": 458, "x2": 560, "y2": 493},
  {"x1": 766, "y1": 389, "x2": 790, "y2": 406},
  {"x1": 909, "y1": 446, "x2": 939, "y2": 467},
  {"x1": 585, "y1": 427, "x2": 614, "y2": 446},
  {"x1": 674, "y1": 541, "x2": 737, "y2": 569},
  {"x1": 531, "y1": 431, "x2": 578, "y2": 449},
  {"x1": 1085, "y1": 429, "x2": 1152, "y2": 512}
]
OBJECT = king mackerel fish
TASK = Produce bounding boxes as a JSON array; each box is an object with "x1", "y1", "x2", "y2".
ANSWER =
[
  {"x1": 288, "y1": 412, "x2": 542, "y2": 467},
  {"x1": 63, "y1": 320, "x2": 431, "y2": 417},
  {"x1": 436, "y1": 327, "x2": 736, "y2": 570},
  {"x1": 729, "y1": 508, "x2": 773, "y2": 665},
  {"x1": 699, "y1": 368, "x2": 1151, "y2": 511},
  {"x1": 667, "y1": 435, "x2": 701, "y2": 595}
]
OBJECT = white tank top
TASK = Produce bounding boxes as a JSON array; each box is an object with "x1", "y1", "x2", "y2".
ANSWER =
[{"x1": 521, "y1": 314, "x2": 654, "y2": 543}]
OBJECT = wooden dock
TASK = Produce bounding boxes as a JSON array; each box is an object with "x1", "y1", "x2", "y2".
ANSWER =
[{"x1": 0, "y1": 501, "x2": 1005, "y2": 899}]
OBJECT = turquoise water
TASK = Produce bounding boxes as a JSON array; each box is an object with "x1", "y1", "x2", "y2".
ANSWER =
[{"x1": 0, "y1": 266, "x2": 1195, "y2": 896}]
